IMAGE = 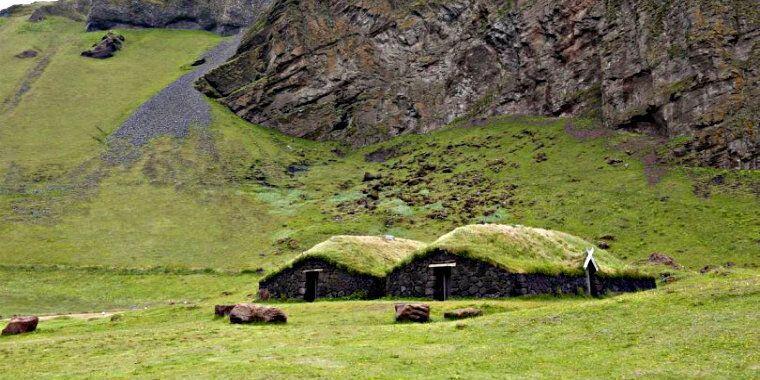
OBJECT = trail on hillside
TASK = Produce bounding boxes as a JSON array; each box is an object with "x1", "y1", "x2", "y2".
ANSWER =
[{"x1": 109, "y1": 33, "x2": 242, "y2": 148}]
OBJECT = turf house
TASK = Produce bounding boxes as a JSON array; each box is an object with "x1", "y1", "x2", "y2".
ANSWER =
[
  {"x1": 259, "y1": 235, "x2": 425, "y2": 301},
  {"x1": 385, "y1": 224, "x2": 656, "y2": 300}
]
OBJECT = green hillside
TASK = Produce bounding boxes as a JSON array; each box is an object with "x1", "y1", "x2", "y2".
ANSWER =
[{"x1": 0, "y1": 12, "x2": 758, "y2": 378}]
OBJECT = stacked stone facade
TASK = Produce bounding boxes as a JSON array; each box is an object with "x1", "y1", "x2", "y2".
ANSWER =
[
  {"x1": 260, "y1": 252, "x2": 656, "y2": 300},
  {"x1": 258, "y1": 258, "x2": 385, "y2": 300},
  {"x1": 385, "y1": 251, "x2": 656, "y2": 298}
]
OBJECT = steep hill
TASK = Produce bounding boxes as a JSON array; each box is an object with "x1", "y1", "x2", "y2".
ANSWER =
[{"x1": 199, "y1": 0, "x2": 759, "y2": 169}]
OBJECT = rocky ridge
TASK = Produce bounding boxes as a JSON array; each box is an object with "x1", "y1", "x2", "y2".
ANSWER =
[
  {"x1": 198, "y1": 0, "x2": 759, "y2": 169},
  {"x1": 86, "y1": 0, "x2": 272, "y2": 36}
]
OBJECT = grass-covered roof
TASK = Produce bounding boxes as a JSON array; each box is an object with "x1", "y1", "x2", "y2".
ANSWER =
[
  {"x1": 263, "y1": 235, "x2": 426, "y2": 280},
  {"x1": 399, "y1": 224, "x2": 638, "y2": 276}
]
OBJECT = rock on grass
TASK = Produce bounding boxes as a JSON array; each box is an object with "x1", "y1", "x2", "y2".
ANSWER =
[
  {"x1": 395, "y1": 303, "x2": 430, "y2": 323},
  {"x1": 2, "y1": 316, "x2": 38, "y2": 336},
  {"x1": 229, "y1": 304, "x2": 287, "y2": 324},
  {"x1": 444, "y1": 308, "x2": 483, "y2": 320}
]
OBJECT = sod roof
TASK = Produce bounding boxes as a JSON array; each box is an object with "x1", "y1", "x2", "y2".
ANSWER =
[
  {"x1": 263, "y1": 235, "x2": 426, "y2": 280},
  {"x1": 400, "y1": 224, "x2": 636, "y2": 276}
]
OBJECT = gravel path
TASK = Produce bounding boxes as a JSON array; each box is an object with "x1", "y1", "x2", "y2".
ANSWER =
[{"x1": 110, "y1": 34, "x2": 242, "y2": 146}]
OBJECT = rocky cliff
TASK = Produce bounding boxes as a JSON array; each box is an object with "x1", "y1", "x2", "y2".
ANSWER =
[
  {"x1": 198, "y1": 0, "x2": 759, "y2": 169},
  {"x1": 87, "y1": 0, "x2": 271, "y2": 35}
]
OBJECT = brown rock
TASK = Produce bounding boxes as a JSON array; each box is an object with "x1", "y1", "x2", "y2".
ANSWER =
[
  {"x1": 214, "y1": 305, "x2": 235, "y2": 317},
  {"x1": 394, "y1": 303, "x2": 430, "y2": 323},
  {"x1": 647, "y1": 252, "x2": 680, "y2": 269},
  {"x1": 229, "y1": 304, "x2": 287, "y2": 324},
  {"x1": 200, "y1": 0, "x2": 759, "y2": 169},
  {"x1": 257, "y1": 288, "x2": 271, "y2": 301},
  {"x1": 2, "y1": 316, "x2": 38, "y2": 336},
  {"x1": 81, "y1": 32, "x2": 125, "y2": 59},
  {"x1": 14, "y1": 50, "x2": 38, "y2": 59},
  {"x1": 443, "y1": 308, "x2": 483, "y2": 320}
]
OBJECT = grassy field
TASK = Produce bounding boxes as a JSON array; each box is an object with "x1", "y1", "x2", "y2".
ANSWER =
[
  {"x1": 0, "y1": 16, "x2": 220, "y2": 174},
  {"x1": 0, "y1": 269, "x2": 757, "y2": 378},
  {"x1": 2, "y1": 103, "x2": 758, "y2": 271},
  {"x1": 0, "y1": 12, "x2": 758, "y2": 379}
]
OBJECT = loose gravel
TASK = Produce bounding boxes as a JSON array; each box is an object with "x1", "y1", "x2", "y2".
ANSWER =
[{"x1": 110, "y1": 33, "x2": 242, "y2": 146}]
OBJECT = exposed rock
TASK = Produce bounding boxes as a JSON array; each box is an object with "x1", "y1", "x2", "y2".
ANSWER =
[
  {"x1": 191, "y1": 58, "x2": 207, "y2": 67},
  {"x1": 597, "y1": 241, "x2": 611, "y2": 249},
  {"x1": 2, "y1": 316, "x2": 39, "y2": 336},
  {"x1": 229, "y1": 303, "x2": 287, "y2": 324},
  {"x1": 14, "y1": 50, "x2": 38, "y2": 59},
  {"x1": 87, "y1": 0, "x2": 271, "y2": 36},
  {"x1": 28, "y1": 0, "x2": 91, "y2": 22},
  {"x1": 365, "y1": 146, "x2": 401, "y2": 163},
  {"x1": 214, "y1": 305, "x2": 235, "y2": 317},
  {"x1": 1, "y1": 4, "x2": 34, "y2": 17},
  {"x1": 394, "y1": 303, "x2": 430, "y2": 323},
  {"x1": 648, "y1": 252, "x2": 680, "y2": 269},
  {"x1": 81, "y1": 32, "x2": 125, "y2": 59},
  {"x1": 363, "y1": 172, "x2": 382, "y2": 182},
  {"x1": 201, "y1": 0, "x2": 759, "y2": 169},
  {"x1": 444, "y1": 308, "x2": 483, "y2": 320},
  {"x1": 257, "y1": 288, "x2": 270, "y2": 301}
]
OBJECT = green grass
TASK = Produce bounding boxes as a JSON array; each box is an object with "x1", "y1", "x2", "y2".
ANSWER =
[
  {"x1": 0, "y1": 266, "x2": 261, "y2": 316},
  {"x1": 0, "y1": 16, "x2": 220, "y2": 175},
  {"x1": 264, "y1": 235, "x2": 426, "y2": 280},
  {"x1": 0, "y1": 12, "x2": 758, "y2": 378},
  {"x1": 1, "y1": 104, "x2": 758, "y2": 272},
  {"x1": 0, "y1": 269, "x2": 757, "y2": 377},
  {"x1": 404, "y1": 224, "x2": 635, "y2": 276}
]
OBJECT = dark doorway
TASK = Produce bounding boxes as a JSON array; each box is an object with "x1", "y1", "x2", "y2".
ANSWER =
[
  {"x1": 586, "y1": 265, "x2": 599, "y2": 297},
  {"x1": 433, "y1": 267, "x2": 452, "y2": 301},
  {"x1": 305, "y1": 271, "x2": 319, "y2": 302}
]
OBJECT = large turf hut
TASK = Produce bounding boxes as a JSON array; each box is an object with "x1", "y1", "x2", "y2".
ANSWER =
[
  {"x1": 386, "y1": 224, "x2": 655, "y2": 300},
  {"x1": 259, "y1": 236, "x2": 425, "y2": 301}
]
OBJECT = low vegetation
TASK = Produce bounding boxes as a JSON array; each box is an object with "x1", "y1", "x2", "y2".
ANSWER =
[
  {"x1": 405, "y1": 224, "x2": 635, "y2": 276},
  {"x1": 263, "y1": 235, "x2": 426, "y2": 280}
]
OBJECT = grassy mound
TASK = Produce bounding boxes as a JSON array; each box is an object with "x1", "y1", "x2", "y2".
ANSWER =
[
  {"x1": 264, "y1": 235, "x2": 426, "y2": 280},
  {"x1": 403, "y1": 224, "x2": 637, "y2": 276}
]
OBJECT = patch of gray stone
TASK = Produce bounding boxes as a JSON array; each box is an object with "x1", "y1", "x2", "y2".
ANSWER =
[{"x1": 106, "y1": 33, "x2": 242, "y2": 163}]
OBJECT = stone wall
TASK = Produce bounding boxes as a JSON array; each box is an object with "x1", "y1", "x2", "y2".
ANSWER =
[
  {"x1": 386, "y1": 251, "x2": 655, "y2": 298},
  {"x1": 258, "y1": 258, "x2": 385, "y2": 300}
]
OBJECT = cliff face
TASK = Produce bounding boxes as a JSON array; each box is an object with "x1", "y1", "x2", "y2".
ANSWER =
[
  {"x1": 199, "y1": 0, "x2": 759, "y2": 169},
  {"x1": 87, "y1": 0, "x2": 271, "y2": 35}
]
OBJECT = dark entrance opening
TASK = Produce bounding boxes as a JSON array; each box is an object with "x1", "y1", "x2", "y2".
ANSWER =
[
  {"x1": 305, "y1": 271, "x2": 319, "y2": 302},
  {"x1": 586, "y1": 265, "x2": 599, "y2": 297},
  {"x1": 433, "y1": 266, "x2": 452, "y2": 301}
]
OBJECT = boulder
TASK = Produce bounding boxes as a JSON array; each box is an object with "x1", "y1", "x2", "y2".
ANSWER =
[
  {"x1": 214, "y1": 305, "x2": 235, "y2": 317},
  {"x1": 2, "y1": 316, "x2": 38, "y2": 336},
  {"x1": 14, "y1": 50, "x2": 38, "y2": 59},
  {"x1": 81, "y1": 32, "x2": 125, "y2": 59},
  {"x1": 257, "y1": 288, "x2": 270, "y2": 301},
  {"x1": 444, "y1": 308, "x2": 483, "y2": 320},
  {"x1": 394, "y1": 303, "x2": 430, "y2": 323},
  {"x1": 648, "y1": 253, "x2": 679, "y2": 269},
  {"x1": 229, "y1": 304, "x2": 287, "y2": 324}
]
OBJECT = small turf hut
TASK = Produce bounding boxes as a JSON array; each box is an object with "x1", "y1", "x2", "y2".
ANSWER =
[
  {"x1": 386, "y1": 224, "x2": 655, "y2": 300},
  {"x1": 259, "y1": 235, "x2": 425, "y2": 301}
]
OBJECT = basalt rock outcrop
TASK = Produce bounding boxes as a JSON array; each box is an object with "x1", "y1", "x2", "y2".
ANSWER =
[
  {"x1": 81, "y1": 32, "x2": 125, "y2": 59},
  {"x1": 28, "y1": 0, "x2": 92, "y2": 22},
  {"x1": 199, "y1": 0, "x2": 759, "y2": 169},
  {"x1": 86, "y1": 0, "x2": 271, "y2": 36}
]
